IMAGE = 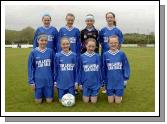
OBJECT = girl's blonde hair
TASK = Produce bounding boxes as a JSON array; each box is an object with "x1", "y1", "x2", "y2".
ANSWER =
[
  {"x1": 108, "y1": 35, "x2": 119, "y2": 43},
  {"x1": 37, "y1": 33, "x2": 48, "y2": 42},
  {"x1": 60, "y1": 37, "x2": 70, "y2": 44}
]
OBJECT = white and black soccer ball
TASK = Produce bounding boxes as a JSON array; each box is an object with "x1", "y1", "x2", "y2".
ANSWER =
[{"x1": 61, "y1": 93, "x2": 75, "y2": 107}]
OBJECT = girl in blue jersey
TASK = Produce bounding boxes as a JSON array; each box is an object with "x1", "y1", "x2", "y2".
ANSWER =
[
  {"x1": 54, "y1": 37, "x2": 78, "y2": 101},
  {"x1": 28, "y1": 34, "x2": 54, "y2": 104},
  {"x1": 33, "y1": 14, "x2": 58, "y2": 52},
  {"x1": 58, "y1": 13, "x2": 81, "y2": 56},
  {"x1": 79, "y1": 38, "x2": 102, "y2": 103},
  {"x1": 102, "y1": 35, "x2": 130, "y2": 103},
  {"x1": 99, "y1": 12, "x2": 124, "y2": 54}
]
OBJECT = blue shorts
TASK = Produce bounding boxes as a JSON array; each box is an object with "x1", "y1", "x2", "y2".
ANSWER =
[
  {"x1": 35, "y1": 86, "x2": 54, "y2": 99},
  {"x1": 57, "y1": 86, "x2": 75, "y2": 99},
  {"x1": 107, "y1": 89, "x2": 124, "y2": 96},
  {"x1": 83, "y1": 87, "x2": 99, "y2": 97}
]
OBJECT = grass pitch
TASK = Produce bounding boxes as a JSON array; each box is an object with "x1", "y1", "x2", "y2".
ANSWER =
[{"x1": 5, "y1": 48, "x2": 155, "y2": 112}]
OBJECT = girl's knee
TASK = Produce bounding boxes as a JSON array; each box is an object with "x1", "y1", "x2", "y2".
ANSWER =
[
  {"x1": 35, "y1": 99, "x2": 42, "y2": 104},
  {"x1": 108, "y1": 96, "x2": 114, "y2": 103},
  {"x1": 115, "y1": 96, "x2": 122, "y2": 104},
  {"x1": 59, "y1": 99, "x2": 62, "y2": 103},
  {"x1": 91, "y1": 96, "x2": 97, "y2": 103},
  {"x1": 46, "y1": 98, "x2": 53, "y2": 103},
  {"x1": 83, "y1": 96, "x2": 89, "y2": 103}
]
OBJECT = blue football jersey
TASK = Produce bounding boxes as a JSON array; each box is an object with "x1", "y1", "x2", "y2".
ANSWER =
[
  {"x1": 79, "y1": 52, "x2": 102, "y2": 90},
  {"x1": 28, "y1": 47, "x2": 54, "y2": 88},
  {"x1": 54, "y1": 51, "x2": 78, "y2": 90},
  {"x1": 99, "y1": 26, "x2": 124, "y2": 54},
  {"x1": 58, "y1": 26, "x2": 81, "y2": 55},
  {"x1": 33, "y1": 26, "x2": 58, "y2": 52},
  {"x1": 102, "y1": 50, "x2": 130, "y2": 89}
]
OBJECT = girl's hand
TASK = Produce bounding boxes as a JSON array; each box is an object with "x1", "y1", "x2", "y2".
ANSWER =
[
  {"x1": 101, "y1": 86, "x2": 106, "y2": 94},
  {"x1": 124, "y1": 81, "x2": 127, "y2": 88},
  {"x1": 30, "y1": 84, "x2": 35, "y2": 91},
  {"x1": 54, "y1": 82, "x2": 57, "y2": 88},
  {"x1": 75, "y1": 83, "x2": 78, "y2": 90},
  {"x1": 101, "y1": 85, "x2": 106, "y2": 90}
]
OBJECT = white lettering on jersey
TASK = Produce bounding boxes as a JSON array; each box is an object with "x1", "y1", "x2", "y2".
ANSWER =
[
  {"x1": 107, "y1": 62, "x2": 122, "y2": 70},
  {"x1": 60, "y1": 64, "x2": 75, "y2": 71},
  {"x1": 103, "y1": 37, "x2": 108, "y2": 43},
  {"x1": 36, "y1": 59, "x2": 51, "y2": 67},
  {"x1": 69, "y1": 37, "x2": 76, "y2": 43},
  {"x1": 47, "y1": 35, "x2": 54, "y2": 41},
  {"x1": 83, "y1": 64, "x2": 99, "y2": 72}
]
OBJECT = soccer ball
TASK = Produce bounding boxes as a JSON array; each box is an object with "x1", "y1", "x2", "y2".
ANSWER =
[{"x1": 61, "y1": 93, "x2": 75, "y2": 107}]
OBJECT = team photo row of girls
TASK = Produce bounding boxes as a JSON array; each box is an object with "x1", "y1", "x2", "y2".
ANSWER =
[{"x1": 28, "y1": 12, "x2": 130, "y2": 104}]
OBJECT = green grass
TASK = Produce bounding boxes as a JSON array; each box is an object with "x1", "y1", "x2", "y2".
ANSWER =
[{"x1": 5, "y1": 48, "x2": 155, "y2": 112}]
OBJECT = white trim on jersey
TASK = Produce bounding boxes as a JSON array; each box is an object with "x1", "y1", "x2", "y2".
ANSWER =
[
  {"x1": 106, "y1": 26, "x2": 116, "y2": 31},
  {"x1": 65, "y1": 26, "x2": 74, "y2": 31},
  {"x1": 86, "y1": 27, "x2": 94, "y2": 32},
  {"x1": 36, "y1": 47, "x2": 48, "y2": 53},
  {"x1": 108, "y1": 49, "x2": 119, "y2": 55},
  {"x1": 42, "y1": 26, "x2": 51, "y2": 30},
  {"x1": 61, "y1": 50, "x2": 72, "y2": 56},
  {"x1": 84, "y1": 52, "x2": 95, "y2": 57}
]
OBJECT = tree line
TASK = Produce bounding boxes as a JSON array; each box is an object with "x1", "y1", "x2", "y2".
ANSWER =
[{"x1": 5, "y1": 27, "x2": 155, "y2": 44}]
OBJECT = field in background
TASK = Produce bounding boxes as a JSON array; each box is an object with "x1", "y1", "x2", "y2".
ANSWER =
[{"x1": 5, "y1": 48, "x2": 155, "y2": 112}]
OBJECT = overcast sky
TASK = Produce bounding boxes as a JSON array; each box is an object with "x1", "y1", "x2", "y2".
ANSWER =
[{"x1": 5, "y1": 5, "x2": 155, "y2": 34}]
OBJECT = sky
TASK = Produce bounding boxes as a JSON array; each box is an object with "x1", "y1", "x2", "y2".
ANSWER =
[{"x1": 5, "y1": 4, "x2": 155, "y2": 34}]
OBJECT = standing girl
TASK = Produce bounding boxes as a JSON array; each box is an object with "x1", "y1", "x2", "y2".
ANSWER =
[
  {"x1": 80, "y1": 14, "x2": 99, "y2": 54},
  {"x1": 33, "y1": 14, "x2": 58, "y2": 52},
  {"x1": 58, "y1": 13, "x2": 81, "y2": 57},
  {"x1": 99, "y1": 12, "x2": 124, "y2": 54}
]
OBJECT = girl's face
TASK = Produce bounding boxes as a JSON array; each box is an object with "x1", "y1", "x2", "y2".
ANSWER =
[
  {"x1": 108, "y1": 37, "x2": 119, "y2": 51},
  {"x1": 85, "y1": 19, "x2": 94, "y2": 28},
  {"x1": 42, "y1": 16, "x2": 51, "y2": 27},
  {"x1": 106, "y1": 13, "x2": 115, "y2": 26},
  {"x1": 86, "y1": 41, "x2": 96, "y2": 53},
  {"x1": 66, "y1": 16, "x2": 74, "y2": 27},
  {"x1": 38, "y1": 37, "x2": 48, "y2": 49},
  {"x1": 61, "y1": 39, "x2": 70, "y2": 52}
]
